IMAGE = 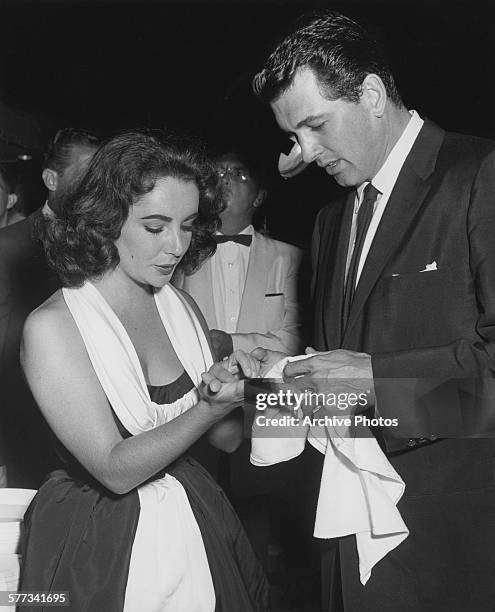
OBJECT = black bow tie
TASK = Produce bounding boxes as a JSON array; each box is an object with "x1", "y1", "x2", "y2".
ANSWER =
[{"x1": 215, "y1": 234, "x2": 252, "y2": 247}]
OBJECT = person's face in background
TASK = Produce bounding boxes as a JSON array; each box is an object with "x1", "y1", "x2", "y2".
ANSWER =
[
  {"x1": 56, "y1": 145, "x2": 97, "y2": 196},
  {"x1": 0, "y1": 169, "x2": 17, "y2": 228},
  {"x1": 114, "y1": 176, "x2": 199, "y2": 289},
  {"x1": 216, "y1": 153, "x2": 265, "y2": 229},
  {"x1": 43, "y1": 144, "x2": 98, "y2": 207},
  {"x1": 271, "y1": 66, "x2": 387, "y2": 187}
]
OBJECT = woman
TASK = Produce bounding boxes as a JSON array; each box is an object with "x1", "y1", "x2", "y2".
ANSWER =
[{"x1": 19, "y1": 130, "x2": 269, "y2": 611}]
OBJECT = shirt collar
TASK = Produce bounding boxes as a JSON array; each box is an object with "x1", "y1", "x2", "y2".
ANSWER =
[{"x1": 356, "y1": 110, "x2": 424, "y2": 202}]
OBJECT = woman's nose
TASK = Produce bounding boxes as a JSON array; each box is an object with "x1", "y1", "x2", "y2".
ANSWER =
[{"x1": 167, "y1": 228, "x2": 185, "y2": 256}]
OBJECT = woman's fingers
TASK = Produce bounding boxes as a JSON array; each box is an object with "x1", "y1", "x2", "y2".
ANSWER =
[
  {"x1": 200, "y1": 350, "x2": 260, "y2": 407},
  {"x1": 200, "y1": 374, "x2": 244, "y2": 406},
  {"x1": 201, "y1": 372, "x2": 222, "y2": 394},
  {"x1": 208, "y1": 362, "x2": 237, "y2": 383},
  {"x1": 226, "y1": 350, "x2": 260, "y2": 379}
]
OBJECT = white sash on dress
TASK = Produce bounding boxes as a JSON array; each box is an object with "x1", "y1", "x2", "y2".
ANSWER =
[{"x1": 63, "y1": 282, "x2": 216, "y2": 612}]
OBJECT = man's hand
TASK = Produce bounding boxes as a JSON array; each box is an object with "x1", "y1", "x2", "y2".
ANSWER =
[
  {"x1": 283, "y1": 348, "x2": 375, "y2": 407},
  {"x1": 210, "y1": 329, "x2": 233, "y2": 361}
]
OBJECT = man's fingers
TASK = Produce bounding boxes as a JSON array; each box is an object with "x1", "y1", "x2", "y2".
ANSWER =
[{"x1": 283, "y1": 358, "x2": 313, "y2": 379}]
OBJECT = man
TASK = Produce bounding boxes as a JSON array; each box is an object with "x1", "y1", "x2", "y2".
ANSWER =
[
  {"x1": 252, "y1": 10, "x2": 495, "y2": 611},
  {"x1": 174, "y1": 146, "x2": 304, "y2": 358},
  {"x1": 0, "y1": 127, "x2": 99, "y2": 487}
]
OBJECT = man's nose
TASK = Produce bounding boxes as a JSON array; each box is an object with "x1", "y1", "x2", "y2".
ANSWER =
[{"x1": 298, "y1": 136, "x2": 320, "y2": 164}]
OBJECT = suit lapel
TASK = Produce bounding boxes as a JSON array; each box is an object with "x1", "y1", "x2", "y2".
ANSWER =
[
  {"x1": 343, "y1": 120, "x2": 445, "y2": 340},
  {"x1": 237, "y1": 233, "x2": 267, "y2": 331}
]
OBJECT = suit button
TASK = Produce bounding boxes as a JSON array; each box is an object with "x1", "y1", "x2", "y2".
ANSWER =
[
  {"x1": 429, "y1": 434, "x2": 438, "y2": 441},
  {"x1": 407, "y1": 439, "x2": 417, "y2": 447}
]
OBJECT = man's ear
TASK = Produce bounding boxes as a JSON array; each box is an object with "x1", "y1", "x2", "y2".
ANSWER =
[
  {"x1": 361, "y1": 73, "x2": 387, "y2": 118},
  {"x1": 6, "y1": 193, "x2": 18, "y2": 210},
  {"x1": 252, "y1": 188, "x2": 267, "y2": 209},
  {"x1": 42, "y1": 168, "x2": 58, "y2": 192}
]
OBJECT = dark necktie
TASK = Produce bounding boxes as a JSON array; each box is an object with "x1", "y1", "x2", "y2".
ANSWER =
[
  {"x1": 214, "y1": 234, "x2": 252, "y2": 247},
  {"x1": 342, "y1": 183, "x2": 380, "y2": 331}
]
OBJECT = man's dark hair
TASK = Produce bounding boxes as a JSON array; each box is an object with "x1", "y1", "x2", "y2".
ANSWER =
[
  {"x1": 40, "y1": 129, "x2": 223, "y2": 287},
  {"x1": 43, "y1": 127, "x2": 100, "y2": 173},
  {"x1": 253, "y1": 10, "x2": 402, "y2": 107}
]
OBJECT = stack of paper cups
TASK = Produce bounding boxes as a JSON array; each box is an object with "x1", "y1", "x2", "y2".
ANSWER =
[{"x1": 0, "y1": 488, "x2": 37, "y2": 608}]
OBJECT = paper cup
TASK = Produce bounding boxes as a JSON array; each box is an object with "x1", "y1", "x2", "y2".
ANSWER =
[
  {"x1": 0, "y1": 489, "x2": 36, "y2": 522},
  {"x1": 0, "y1": 553, "x2": 21, "y2": 590},
  {"x1": 0, "y1": 522, "x2": 22, "y2": 554}
]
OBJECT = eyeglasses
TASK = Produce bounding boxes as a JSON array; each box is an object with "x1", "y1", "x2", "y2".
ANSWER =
[{"x1": 216, "y1": 166, "x2": 251, "y2": 183}]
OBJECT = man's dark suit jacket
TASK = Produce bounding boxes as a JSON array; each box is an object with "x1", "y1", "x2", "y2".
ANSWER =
[
  {"x1": 0, "y1": 210, "x2": 59, "y2": 487},
  {"x1": 312, "y1": 120, "x2": 495, "y2": 610}
]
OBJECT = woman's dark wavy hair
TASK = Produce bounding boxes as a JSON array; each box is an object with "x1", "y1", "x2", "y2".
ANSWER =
[{"x1": 40, "y1": 129, "x2": 223, "y2": 287}]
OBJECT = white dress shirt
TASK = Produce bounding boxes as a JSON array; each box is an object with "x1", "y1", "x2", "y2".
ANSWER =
[
  {"x1": 346, "y1": 110, "x2": 424, "y2": 287},
  {"x1": 212, "y1": 224, "x2": 254, "y2": 333}
]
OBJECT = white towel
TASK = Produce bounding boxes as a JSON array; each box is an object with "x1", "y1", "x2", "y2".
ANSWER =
[
  {"x1": 250, "y1": 355, "x2": 408, "y2": 585},
  {"x1": 63, "y1": 282, "x2": 216, "y2": 612}
]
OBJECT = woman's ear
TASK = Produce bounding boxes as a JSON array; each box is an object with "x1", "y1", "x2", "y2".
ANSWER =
[{"x1": 42, "y1": 168, "x2": 58, "y2": 192}]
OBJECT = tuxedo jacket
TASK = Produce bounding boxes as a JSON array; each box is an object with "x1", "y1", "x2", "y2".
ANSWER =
[
  {"x1": 0, "y1": 210, "x2": 59, "y2": 487},
  {"x1": 313, "y1": 120, "x2": 495, "y2": 452},
  {"x1": 175, "y1": 231, "x2": 304, "y2": 355}
]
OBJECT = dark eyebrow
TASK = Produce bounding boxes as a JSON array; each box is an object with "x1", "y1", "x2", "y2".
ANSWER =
[{"x1": 295, "y1": 114, "x2": 326, "y2": 129}]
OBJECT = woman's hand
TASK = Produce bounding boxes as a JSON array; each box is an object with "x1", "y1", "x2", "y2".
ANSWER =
[
  {"x1": 249, "y1": 347, "x2": 289, "y2": 378},
  {"x1": 199, "y1": 350, "x2": 261, "y2": 418}
]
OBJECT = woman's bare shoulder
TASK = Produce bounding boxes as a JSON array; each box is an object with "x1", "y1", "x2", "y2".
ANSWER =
[{"x1": 23, "y1": 289, "x2": 76, "y2": 342}]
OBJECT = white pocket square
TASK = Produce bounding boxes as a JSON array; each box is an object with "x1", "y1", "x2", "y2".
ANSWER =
[
  {"x1": 419, "y1": 261, "x2": 438, "y2": 273},
  {"x1": 391, "y1": 261, "x2": 438, "y2": 277}
]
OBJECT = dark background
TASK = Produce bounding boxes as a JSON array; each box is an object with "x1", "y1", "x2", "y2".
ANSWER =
[{"x1": 1, "y1": 0, "x2": 494, "y2": 246}]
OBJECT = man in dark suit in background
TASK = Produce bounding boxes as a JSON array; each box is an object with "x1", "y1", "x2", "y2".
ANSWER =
[
  {"x1": 253, "y1": 10, "x2": 495, "y2": 611},
  {"x1": 0, "y1": 128, "x2": 99, "y2": 487}
]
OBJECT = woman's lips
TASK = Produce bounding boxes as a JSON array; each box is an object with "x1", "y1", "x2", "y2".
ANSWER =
[{"x1": 154, "y1": 264, "x2": 176, "y2": 274}]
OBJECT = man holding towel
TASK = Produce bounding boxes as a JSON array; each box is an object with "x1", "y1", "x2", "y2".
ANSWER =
[{"x1": 250, "y1": 9, "x2": 495, "y2": 611}]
